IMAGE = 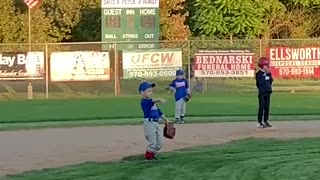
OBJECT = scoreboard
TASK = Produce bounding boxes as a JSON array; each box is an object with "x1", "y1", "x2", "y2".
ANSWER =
[{"x1": 101, "y1": 0, "x2": 160, "y2": 50}]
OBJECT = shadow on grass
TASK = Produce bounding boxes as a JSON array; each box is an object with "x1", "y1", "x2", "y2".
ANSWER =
[
  {"x1": 120, "y1": 137, "x2": 258, "y2": 161},
  {"x1": 121, "y1": 137, "x2": 320, "y2": 162},
  {"x1": 121, "y1": 154, "x2": 144, "y2": 161}
]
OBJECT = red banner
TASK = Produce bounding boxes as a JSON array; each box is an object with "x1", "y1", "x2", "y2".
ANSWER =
[
  {"x1": 193, "y1": 49, "x2": 255, "y2": 77},
  {"x1": 268, "y1": 47, "x2": 320, "y2": 78}
]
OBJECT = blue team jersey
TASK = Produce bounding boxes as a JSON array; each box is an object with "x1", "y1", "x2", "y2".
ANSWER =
[
  {"x1": 169, "y1": 78, "x2": 189, "y2": 101},
  {"x1": 140, "y1": 98, "x2": 163, "y2": 121}
]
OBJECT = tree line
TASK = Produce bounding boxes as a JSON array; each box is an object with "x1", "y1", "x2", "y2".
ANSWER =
[{"x1": 1, "y1": 0, "x2": 320, "y2": 44}]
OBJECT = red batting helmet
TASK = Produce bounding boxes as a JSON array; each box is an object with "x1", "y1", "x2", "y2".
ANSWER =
[{"x1": 258, "y1": 57, "x2": 270, "y2": 68}]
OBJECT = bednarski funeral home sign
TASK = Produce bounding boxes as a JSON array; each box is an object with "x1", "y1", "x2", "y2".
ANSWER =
[{"x1": 193, "y1": 49, "x2": 255, "y2": 77}]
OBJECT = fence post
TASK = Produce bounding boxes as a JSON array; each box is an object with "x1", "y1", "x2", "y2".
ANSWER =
[
  {"x1": 45, "y1": 43, "x2": 49, "y2": 99},
  {"x1": 187, "y1": 40, "x2": 191, "y2": 91},
  {"x1": 114, "y1": 42, "x2": 120, "y2": 96}
]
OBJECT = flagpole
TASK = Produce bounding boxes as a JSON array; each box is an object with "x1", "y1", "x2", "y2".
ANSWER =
[{"x1": 28, "y1": 7, "x2": 31, "y2": 51}]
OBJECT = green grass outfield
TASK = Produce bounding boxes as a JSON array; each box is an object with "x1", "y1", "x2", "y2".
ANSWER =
[
  {"x1": 5, "y1": 138, "x2": 320, "y2": 180},
  {"x1": 1, "y1": 92, "x2": 320, "y2": 130}
]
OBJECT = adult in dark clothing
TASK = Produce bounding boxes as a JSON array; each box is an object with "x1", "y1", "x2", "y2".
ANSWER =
[{"x1": 256, "y1": 57, "x2": 273, "y2": 128}]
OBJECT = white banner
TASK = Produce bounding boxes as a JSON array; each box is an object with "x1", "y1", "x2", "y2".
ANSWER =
[
  {"x1": 194, "y1": 49, "x2": 255, "y2": 77},
  {"x1": 50, "y1": 51, "x2": 110, "y2": 81},
  {"x1": 123, "y1": 49, "x2": 182, "y2": 69},
  {"x1": 122, "y1": 49, "x2": 182, "y2": 79},
  {"x1": 101, "y1": 0, "x2": 159, "y2": 8}
]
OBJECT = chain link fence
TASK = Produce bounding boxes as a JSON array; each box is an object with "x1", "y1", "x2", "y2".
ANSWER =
[{"x1": 0, "y1": 39, "x2": 320, "y2": 100}]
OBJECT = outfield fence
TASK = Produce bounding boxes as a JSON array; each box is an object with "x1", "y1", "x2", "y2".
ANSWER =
[{"x1": 1, "y1": 39, "x2": 320, "y2": 100}]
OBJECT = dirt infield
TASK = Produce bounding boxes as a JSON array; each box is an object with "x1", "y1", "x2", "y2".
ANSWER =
[{"x1": 1, "y1": 121, "x2": 320, "y2": 177}]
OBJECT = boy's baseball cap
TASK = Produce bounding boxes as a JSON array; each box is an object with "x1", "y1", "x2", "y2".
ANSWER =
[
  {"x1": 176, "y1": 69, "x2": 184, "y2": 76},
  {"x1": 138, "y1": 82, "x2": 156, "y2": 93}
]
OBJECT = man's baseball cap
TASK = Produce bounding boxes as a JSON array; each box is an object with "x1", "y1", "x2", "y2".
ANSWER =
[
  {"x1": 176, "y1": 69, "x2": 184, "y2": 76},
  {"x1": 138, "y1": 82, "x2": 156, "y2": 93}
]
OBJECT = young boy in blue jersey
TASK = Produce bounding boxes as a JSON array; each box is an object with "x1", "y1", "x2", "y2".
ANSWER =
[
  {"x1": 256, "y1": 57, "x2": 273, "y2": 128},
  {"x1": 169, "y1": 69, "x2": 190, "y2": 124},
  {"x1": 139, "y1": 81, "x2": 169, "y2": 160}
]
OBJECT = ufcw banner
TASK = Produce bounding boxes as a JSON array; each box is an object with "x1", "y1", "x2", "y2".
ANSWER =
[
  {"x1": 122, "y1": 49, "x2": 182, "y2": 79},
  {"x1": 50, "y1": 51, "x2": 111, "y2": 81},
  {"x1": 0, "y1": 52, "x2": 44, "y2": 80}
]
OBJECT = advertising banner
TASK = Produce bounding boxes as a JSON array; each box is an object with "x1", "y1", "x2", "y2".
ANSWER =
[
  {"x1": 0, "y1": 52, "x2": 44, "y2": 80},
  {"x1": 122, "y1": 49, "x2": 182, "y2": 79},
  {"x1": 268, "y1": 47, "x2": 320, "y2": 78},
  {"x1": 50, "y1": 51, "x2": 110, "y2": 81},
  {"x1": 193, "y1": 49, "x2": 255, "y2": 77}
]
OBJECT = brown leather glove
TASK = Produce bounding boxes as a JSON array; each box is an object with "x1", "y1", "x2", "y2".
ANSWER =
[{"x1": 163, "y1": 122, "x2": 176, "y2": 139}]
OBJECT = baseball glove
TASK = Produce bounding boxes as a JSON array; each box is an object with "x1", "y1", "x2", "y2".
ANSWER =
[
  {"x1": 183, "y1": 94, "x2": 192, "y2": 102},
  {"x1": 163, "y1": 122, "x2": 176, "y2": 139}
]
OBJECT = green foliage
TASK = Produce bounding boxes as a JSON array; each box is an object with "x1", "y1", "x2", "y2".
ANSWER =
[
  {"x1": 41, "y1": 0, "x2": 83, "y2": 41},
  {"x1": 0, "y1": 0, "x2": 23, "y2": 43},
  {"x1": 19, "y1": 9, "x2": 54, "y2": 43},
  {"x1": 0, "y1": 0, "x2": 53, "y2": 46},
  {"x1": 71, "y1": 0, "x2": 101, "y2": 42},
  {"x1": 289, "y1": 0, "x2": 320, "y2": 6},
  {"x1": 192, "y1": 0, "x2": 266, "y2": 39},
  {"x1": 260, "y1": 0, "x2": 320, "y2": 39},
  {"x1": 191, "y1": 0, "x2": 320, "y2": 39},
  {"x1": 2, "y1": 0, "x2": 320, "y2": 43},
  {"x1": 0, "y1": 0, "x2": 101, "y2": 44},
  {"x1": 41, "y1": 0, "x2": 101, "y2": 42}
]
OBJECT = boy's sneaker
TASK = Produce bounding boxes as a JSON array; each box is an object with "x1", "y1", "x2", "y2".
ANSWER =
[
  {"x1": 145, "y1": 151, "x2": 155, "y2": 161},
  {"x1": 264, "y1": 121, "x2": 272, "y2": 128},
  {"x1": 180, "y1": 116, "x2": 185, "y2": 124},
  {"x1": 257, "y1": 123, "x2": 266, "y2": 129},
  {"x1": 175, "y1": 118, "x2": 181, "y2": 124}
]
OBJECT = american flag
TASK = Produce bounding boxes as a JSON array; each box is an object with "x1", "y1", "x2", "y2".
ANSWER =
[{"x1": 24, "y1": 0, "x2": 40, "y2": 9}]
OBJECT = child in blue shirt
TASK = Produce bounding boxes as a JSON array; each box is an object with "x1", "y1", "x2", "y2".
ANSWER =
[
  {"x1": 139, "y1": 81, "x2": 169, "y2": 160},
  {"x1": 169, "y1": 69, "x2": 190, "y2": 124}
]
